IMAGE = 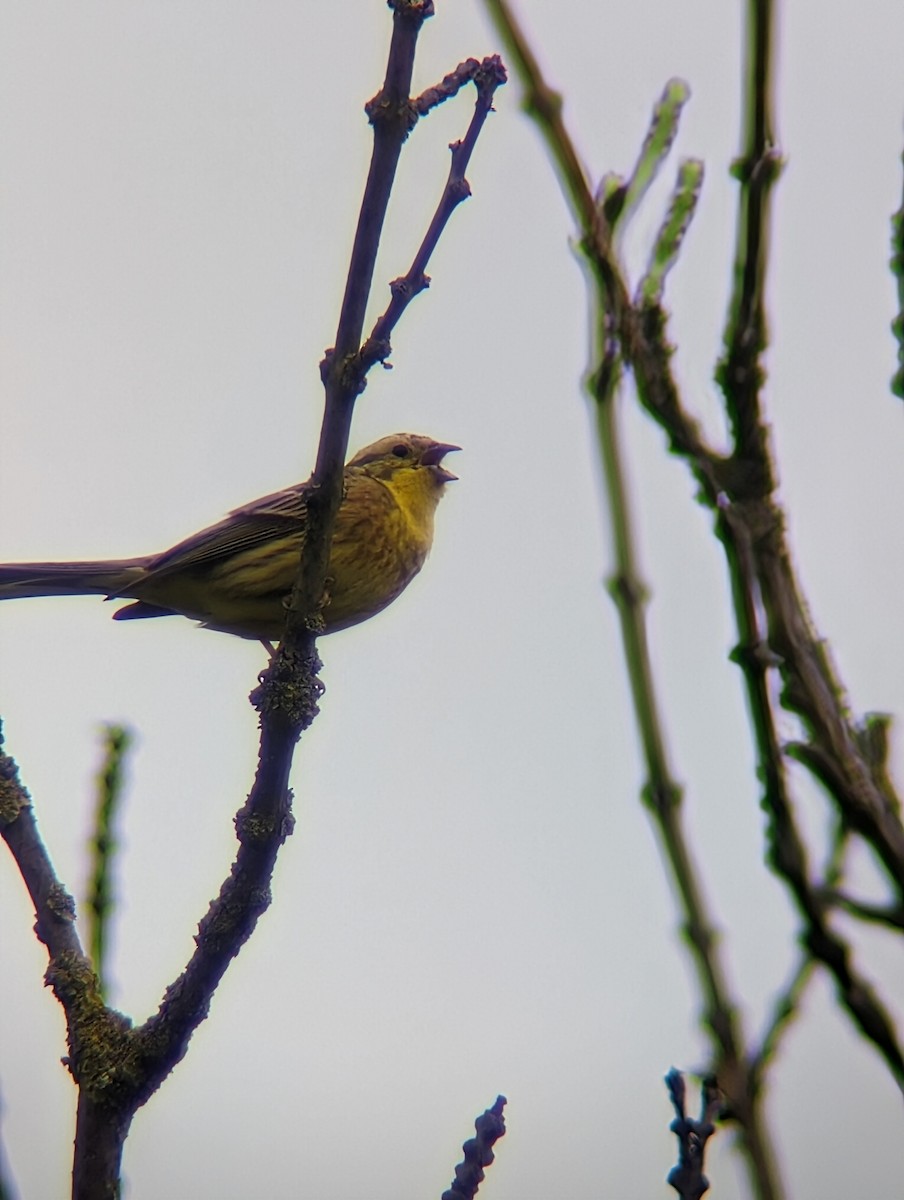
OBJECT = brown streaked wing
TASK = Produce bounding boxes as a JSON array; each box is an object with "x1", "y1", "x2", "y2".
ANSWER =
[{"x1": 139, "y1": 482, "x2": 312, "y2": 582}]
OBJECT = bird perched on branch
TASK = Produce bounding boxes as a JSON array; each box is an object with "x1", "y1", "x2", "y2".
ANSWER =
[{"x1": 0, "y1": 433, "x2": 459, "y2": 641}]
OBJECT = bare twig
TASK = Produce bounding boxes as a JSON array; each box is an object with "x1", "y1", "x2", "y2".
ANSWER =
[
  {"x1": 892, "y1": 136, "x2": 904, "y2": 399},
  {"x1": 440, "y1": 1096, "x2": 506, "y2": 1200},
  {"x1": 615, "y1": 78, "x2": 692, "y2": 235},
  {"x1": 414, "y1": 55, "x2": 500, "y2": 115},
  {"x1": 716, "y1": 1, "x2": 904, "y2": 886},
  {"x1": 361, "y1": 55, "x2": 506, "y2": 370},
  {"x1": 86, "y1": 725, "x2": 132, "y2": 999},
  {"x1": 666, "y1": 1069, "x2": 721, "y2": 1200},
  {"x1": 707, "y1": 0, "x2": 904, "y2": 1088},
  {"x1": 821, "y1": 892, "x2": 904, "y2": 931},
  {"x1": 715, "y1": 0, "x2": 781, "y2": 465},
  {"x1": 637, "y1": 156, "x2": 705, "y2": 306}
]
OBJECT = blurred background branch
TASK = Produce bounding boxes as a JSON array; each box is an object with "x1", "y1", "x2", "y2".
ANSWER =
[
  {"x1": 485, "y1": 0, "x2": 904, "y2": 1190},
  {"x1": 86, "y1": 724, "x2": 132, "y2": 1000}
]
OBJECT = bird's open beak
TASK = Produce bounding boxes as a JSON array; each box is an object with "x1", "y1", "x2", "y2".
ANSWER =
[{"x1": 423, "y1": 441, "x2": 461, "y2": 482}]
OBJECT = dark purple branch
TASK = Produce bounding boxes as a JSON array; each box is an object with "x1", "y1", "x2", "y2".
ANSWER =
[
  {"x1": 140, "y1": 3, "x2": 438, "y2": 1089},
  {"x1": 360, "y1": 55, "x2": 506, "y2": 371},
  {"x1": 414, "y1": 56, "x2": 500, "y2": 115},
  {"x1": 891, "y1": 138, "x2": 904, "y2": 399},
  {"x1": 331, "y1": 0, "x2": 434, "y2": 374},
  {"x1": 72, "y1": 1097, "x2": 131, "y2": 1200},
  {"x1": 82, "y1": 0, "x2": 503, "y2": 1121},
  {"x1": 255, "y1": 5, "x2": 439, "y2": 755},
  {"x1": 666, "y1": 1069, "x2": 720, "y2": 1200},
  {"x1": 441, "y1": 1096, "x2": 507, "y2": 1200}
]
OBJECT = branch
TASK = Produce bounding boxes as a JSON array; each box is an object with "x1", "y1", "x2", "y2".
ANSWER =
[
  {"x1": 136, "y1": 0, "x2": 439, "y2": 1096},
  {"x1": 637, "y1": 156, "x2": 705, "y2": 306},
  {"x1": 86, "y1": 725, "x2": 133, "y2": 999},
  {"x1": 440, "y1": 1096, "x2": 506, "y2": 1200},
  {"x1": 715, "y1": 0, "x2": 782, "y2": 466},
  {"x1": 481, "y1": 6, "x2": 786, "y2": 1199},
  {"x1": 141, "y1": 18, "x2": 505, "y2": 1093},
  {"x1": 820, "y1": 891, "x2": 904, "y2": 931},
  {"x1": 613, "y1": 78, "x2": 692, "y2": 235},
  {"x1": 758, "y1": 541, "x2": 904, "y2": 885},
  {"x1": 494, "y1": 0, "x2": 904, "y2": 1108},
  {"x1": 891, "y1": 134, "x2": 904, "y2": 400},
  {"x1": 666, "y1": 1070, "x2": 721, "y2": 1200},
  {"x1": 361, "y1": 55, "x2": 507, "y2": 371},
  {"x1": 257, "y1": 0, "x2": 438, "y2": 733},
  {"x1": 719, "y1": 498, "x2": 904, "y2": 1093},
  {"x1": 414, "y1": 55, "x2": 502, "y2": 116},
  {"x1": 712, "y1": 0, "x2": 904, "y2": 934}
]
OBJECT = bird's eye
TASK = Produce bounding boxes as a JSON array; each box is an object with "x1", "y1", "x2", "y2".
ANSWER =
[{"x1": 392, "y1": 443, "x2": 410, "y2": 458}]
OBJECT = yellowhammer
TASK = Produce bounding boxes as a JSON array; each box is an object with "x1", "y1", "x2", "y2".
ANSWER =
[{"x1": 0, "y1": 433, "x2": 459, "y2": 640}]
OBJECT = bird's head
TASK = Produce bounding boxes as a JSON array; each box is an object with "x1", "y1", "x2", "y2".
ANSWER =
[{"x1": 347, "y1": 434, "x2": 461, "y2": 489}]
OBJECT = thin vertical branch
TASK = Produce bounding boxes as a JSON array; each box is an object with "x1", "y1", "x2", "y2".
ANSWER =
[
  {"x1": 485, "y1": 0, "x2": 904, "y2": 1183},
  {"x1": 710, "y1": 1, "x2": 904, "y2": 1083},
  {"x1": 891, "y1": 136, "x2": 904, "y2": 400},
  {"x1": 666, "y1": 1069, "x2": 722, "y2": 1200},
  {"x1": 440, "y1": 1096, "x2": 506, "y2": 1200},
  {"x1": 482, "y1": 5, "x2": 786, "y2": 1197},
  {"x1": 86, "y1": 725, "x2": 132, "y2": 999},
  {"x1": 361, "y1": 55, "x2": 507, "y2": 369},
  {"x1": 716, "y1": 0, "x2": 781, "y2": 468}
]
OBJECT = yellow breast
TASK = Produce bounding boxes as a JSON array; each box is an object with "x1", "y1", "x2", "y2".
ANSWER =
[{"x1": 323, "y1": 469, "x2": 443, "y2": 632}]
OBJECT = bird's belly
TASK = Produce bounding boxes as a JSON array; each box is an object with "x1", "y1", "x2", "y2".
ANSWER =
[{"x1": 323, "y1": 526, "x2": 426, "y2": 632}]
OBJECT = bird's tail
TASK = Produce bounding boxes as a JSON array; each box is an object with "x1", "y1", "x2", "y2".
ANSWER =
[{"x1": 0, "y1": 559, "x2": 149, "y2": 602}]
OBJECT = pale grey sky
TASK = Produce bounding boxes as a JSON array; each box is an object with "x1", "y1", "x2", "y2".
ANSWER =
[{"x1": 2, "y1": 3, "x2": 904, "y2": 1197}]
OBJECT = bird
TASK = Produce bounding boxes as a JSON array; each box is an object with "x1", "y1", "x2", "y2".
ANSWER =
[{"x1": 0, "y1": 433, "x2": 459, "y2": 641}]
